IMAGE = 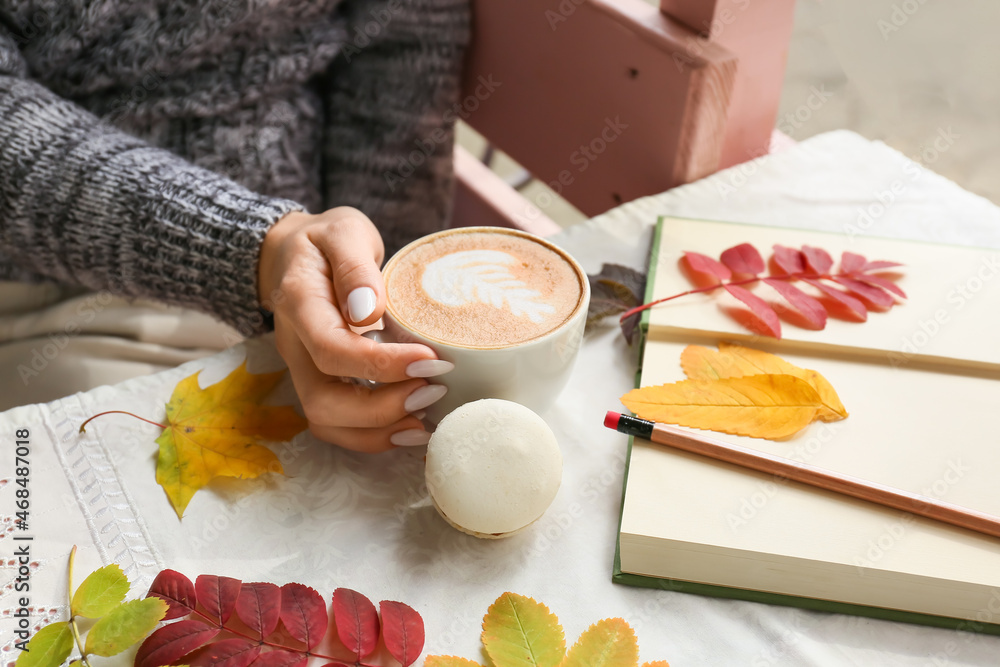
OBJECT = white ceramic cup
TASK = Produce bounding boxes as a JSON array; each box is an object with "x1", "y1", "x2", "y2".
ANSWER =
[{"x1": 378, "y1": 227, "x2": 590, "y2": 424}]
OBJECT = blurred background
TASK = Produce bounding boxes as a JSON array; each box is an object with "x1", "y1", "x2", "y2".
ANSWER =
[{"x1": 458, "y1": 0, "x2": 1000, "y2": 227}]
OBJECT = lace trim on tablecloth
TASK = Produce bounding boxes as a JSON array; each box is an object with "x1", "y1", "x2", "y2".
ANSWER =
[{"x1": 47, "y1": 395, "x2": 163, "y2": 591}]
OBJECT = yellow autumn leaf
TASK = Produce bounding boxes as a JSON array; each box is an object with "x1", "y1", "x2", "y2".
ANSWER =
[
  {"x1": 481, "y1": 592, "x2": 566, "y2": 667},
  {"x1": 681, "y1": 342, "x2": 848, "y2": 421},
  {"x1": 620, "y1": 375, "x2": 823, "y2": 440},
  {"x1": 561, "y1": 618, "x2": 639, "y2": 667},
  {"x1": 155, "y1": 361, "x2": 307, "y2": 517},
  {"x1": 642, "y1": 662, "x2": 671, "y2": 667},
  {"x1": 424, "y1": 658, "x2": 487, "y2": 667}
]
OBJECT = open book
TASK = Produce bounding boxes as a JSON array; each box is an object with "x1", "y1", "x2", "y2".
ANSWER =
[{"x1": 614, "y1": 216, "x2": 1000, "y2": 634}]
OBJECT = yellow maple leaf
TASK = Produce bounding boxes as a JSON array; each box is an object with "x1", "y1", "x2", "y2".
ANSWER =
[
  {"x1": 561, "y1": 618, "x2": 639, "y2": 667},
  {"x1": 621, "y1": 375, "x2": 824, "y2": 440},
  {"x1": 481, "y1": 592, "x2": 566, "y2": 667},
  {"x1": 154, "y1": 361, "x2": 307, "y2": 517},
  {"x1": 424, "y1": 658, "x2": 487, "y2": 667},
  {"x1": 681, "y1": 342, "x2": 847, "y2": 421}
]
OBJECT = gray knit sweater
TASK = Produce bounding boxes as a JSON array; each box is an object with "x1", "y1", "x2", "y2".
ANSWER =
[{"x1": 0, "y1": 0, "x2": 469, "y2": 334}]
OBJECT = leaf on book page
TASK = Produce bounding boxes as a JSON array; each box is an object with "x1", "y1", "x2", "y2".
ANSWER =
[
  {"x1": 561, "y1": 618, "x2": 639, "y2": 667},
  {"x1": 772, "y1": 245, "x2": 806, "y2": 275},
  {"x1": 621, "y1": 375, "x2": 824, "y2": 440},
  {"x1": 481, "y1": 592, "x2": 566, "y2": 667},
  {"x1": 684, "y1": 251, "x2": 731, "y2": 282},
  {"x1": 680, "y1": 343, "x2": 848, "y2": 422},
  {"x1": 724, "y1": 284, "x2": 782, "y2": 339},
  {"x1": 762, "y1": 278, "x2": 827, "y2": 329},
  {"x1": 801, "y1": 245, "x2": 833, "y2": 274},
  {"x1": 720, "y1": 243, "x2": 765, "y2": 275}
]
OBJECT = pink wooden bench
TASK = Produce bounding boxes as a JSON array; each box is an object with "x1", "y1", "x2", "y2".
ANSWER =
[{"x1": 452, "y1": 0, "x2": 797, "y2": 235}]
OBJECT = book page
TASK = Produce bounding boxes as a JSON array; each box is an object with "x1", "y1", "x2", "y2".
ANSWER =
[{"x1": 647, "y1": 217, "x2": 1000, "y2": 371}]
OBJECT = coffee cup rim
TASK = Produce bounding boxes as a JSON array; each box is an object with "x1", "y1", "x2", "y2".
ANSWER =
[{"x1": 382, "y1": 226, "x2": 591, "y2": 351}]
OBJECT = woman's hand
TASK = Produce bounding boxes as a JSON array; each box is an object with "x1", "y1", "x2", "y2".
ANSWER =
[{"x1": 258, "y1": 207, "x2": 451, "y2": 452}]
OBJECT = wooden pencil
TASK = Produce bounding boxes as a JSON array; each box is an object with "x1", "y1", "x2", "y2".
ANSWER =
[{"x1": 605, "y1": 411, "x2": 1000, "y2": 540}]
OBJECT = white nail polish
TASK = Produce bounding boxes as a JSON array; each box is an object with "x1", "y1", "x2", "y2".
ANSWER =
[
  {"x1": 347, "y1": 287, "x2": 377, "y2": 323},
  {"x1": 405, "y1": 359, "x2": 455, "y2": 378},
  {"x1": 404, "y1": 384, "x2": 448, "y2": 412},
  {"x1": 391, "y1": 429, "x2": 431, "y2": 447},
  {"x1": 411, "y1": 410, "x2": 427, "y2": 421}
]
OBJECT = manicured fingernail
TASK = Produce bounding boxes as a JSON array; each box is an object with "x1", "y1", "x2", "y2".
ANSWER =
[
  {"x1": 391, "y1": 429, "x2": 432, "y2": 447},
  {"x1": 405, "y1": 359, "x2": 455, "y2": 378},
  {"x1": 347, "y1": 287, "x2": 377, "y2": 323},
  {"x1": 404, "y1": 384, "x2": 448, "y2": 412},
  {"x1": 412, "y1": 410, "x2": 427, "y2": 420}
]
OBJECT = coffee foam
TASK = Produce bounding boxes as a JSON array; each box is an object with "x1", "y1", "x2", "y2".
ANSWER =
[{"x1": 386, "y1": 231, "x2": 583, "y2": 348}]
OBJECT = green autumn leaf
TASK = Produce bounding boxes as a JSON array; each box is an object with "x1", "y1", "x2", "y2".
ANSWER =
[
  {"x1": 85, "y1": 597, "x2": 168, "y2": 657},
  {"x1": 70, "y1": 662, "x2": 84, "y2": 667},
  {"x1": 15, "y1": 621, "x2": 73, "y2": 667},
  {"x1": 424, "y1": 657, "x2": 486, "y2": 667},
  {"x1": 561, "y1": 618, "x2": 639, "y2": 667},
  {"x1": 71, "y1": 563, "x2": 130, "y2": 618},
  {"x1": 481, "y1": 592, "x2": 565, "y2": 667}
]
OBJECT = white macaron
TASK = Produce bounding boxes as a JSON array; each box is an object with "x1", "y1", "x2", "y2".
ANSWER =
[{"x1": 425, "y1": 399, "x2": 563, "y2": 538}]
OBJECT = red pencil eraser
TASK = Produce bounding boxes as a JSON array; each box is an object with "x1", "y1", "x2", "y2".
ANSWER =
[{"x1": 604, "y1": 411, "x2": 621, "y2": 430}]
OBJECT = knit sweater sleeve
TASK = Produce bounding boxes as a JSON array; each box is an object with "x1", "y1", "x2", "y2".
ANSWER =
[
  {"x1": 0, "y1": 25, "x2": 303, "y2": 335},
  {"x1": 321, "y1": 0, "x2": 471, "y2": 257}
]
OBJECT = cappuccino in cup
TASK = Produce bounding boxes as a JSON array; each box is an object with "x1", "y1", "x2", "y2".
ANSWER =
[
  {"x1": 384, "y1": 229, "x2": 585, "y2": 349},
  {"x1": 381, "y1": 227, "x2": 590, "y2": 421}
]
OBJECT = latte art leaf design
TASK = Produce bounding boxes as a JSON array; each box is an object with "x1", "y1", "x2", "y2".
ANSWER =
[{"x1": 422, "y1": 250, "x2": 556, "y2": 323}]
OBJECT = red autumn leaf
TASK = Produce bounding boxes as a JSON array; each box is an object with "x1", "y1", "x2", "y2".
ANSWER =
[
  {"x1": 250, "y1": 650, "x2": 307, "y2": 667},
  {"x1": 724, "y1": 284, "x2": 782, "y2": 338},
  {"x1": 279, "y1": 583, "x2": 328, "y2": 650},
  {"x1": 380, "y1": 601, "x2": 425, "y2": 667},
  {"x1": 622, "y1": 241, "x2": 905, "y2": 339},
  {"x1": 721, "y1": 243, "x2": 765, "y2": 275},
  {"x1": 684, "y1": 251, "x2": 732, "y2": 282},
  {"x1": 318, "y1": 663, "x2": 353, "y2": 667},
  {"x1": 332, "y1": 588, "x2": 380, "y2": 659},
  {"x1": 236, "y1": 582, "x2": 282, "y2": 638},
  {"x1": 763, "y1": 278, "x2": 827, "y2": 329},
  {"x1": 840, "y1": 251, "x2": 867, "y2": 274},
  {"x1": 148, "y1": 569, "x2": 197, "y2": 620},
  {"x1": 863, "y1": 259, "x2": 903, "y2": 272},
  {"x1": 135, "y1": 619, "x2": 220, "y2": 667},
  {"x1": 831, "y1": 276, "x2": 894, "y2": 309},
  {"x1": 197, "y1": 575, "x2": 242, "y2": 626},
  {"x1": 189, "y1": 638, "x2": 261, "y2": 667},
  {"x1": 852, "y1": 272, "x2": 907, "y2": 299},
  {"x1": 772, "y1": 245, "x2": 805, "y2": 274},
  {"x1": 802, "y1": 278, "x2": 868, "y2": 320},
  {"x1": 801, "y1": 245, "x2": 833, "y2": 274}
]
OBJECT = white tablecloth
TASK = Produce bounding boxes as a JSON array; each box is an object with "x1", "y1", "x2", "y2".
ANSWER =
[{"x1": 3, "y1": 130, "x2": 999, "y2": 666}]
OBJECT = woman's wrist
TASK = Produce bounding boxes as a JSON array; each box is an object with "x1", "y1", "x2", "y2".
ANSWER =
[{"x1": 258, "y1": 209, "x2": 314, "y2": 307}]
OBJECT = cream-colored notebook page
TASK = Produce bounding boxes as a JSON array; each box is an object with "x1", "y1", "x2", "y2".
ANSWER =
[
  {"x1": 619, "y1": 338, "x2": 1000, "y2": 619},
  {"x1": 648, "y1": 217, "x2": 1000, "y2": 371}
]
